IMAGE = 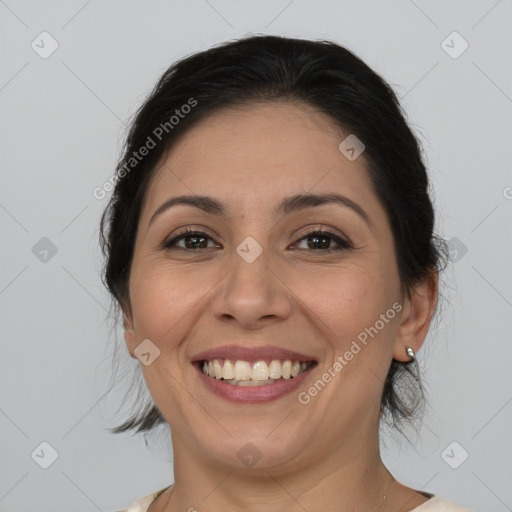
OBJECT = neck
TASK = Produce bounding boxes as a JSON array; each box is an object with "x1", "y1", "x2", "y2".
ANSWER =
[{"x1": 162, "y1": 430, "x2": 393, "y2": 512}]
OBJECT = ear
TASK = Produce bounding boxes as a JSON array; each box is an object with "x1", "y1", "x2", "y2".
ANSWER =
[
  {"x1": 123, "y1": 309, "x2": 138, "y2": 359},
  {"x1": 393, "y1": 269, "x2": 439, "y2": 362}
]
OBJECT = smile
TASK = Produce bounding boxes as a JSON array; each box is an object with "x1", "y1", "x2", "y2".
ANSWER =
[
  {"x1": 200, "y1": 359, "x2": 315, "y2": 386},
  {"x1": 192, "y1": 345, "x2": 318, "y2": 403}
]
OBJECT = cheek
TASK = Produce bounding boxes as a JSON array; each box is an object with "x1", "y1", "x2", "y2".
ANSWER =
[
  {"x1": 130, "y1": 265, "x2": 188, "y2": 340},
  {"x1": 288, "y1": 261, "x2": 394, "y2": 342},
  {"x1": 129, "y1": 262, "x2": 213, "y2": 341}
]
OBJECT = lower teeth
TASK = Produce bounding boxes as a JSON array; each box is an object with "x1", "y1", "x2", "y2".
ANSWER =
[
  {"x1": 227, "y1": 379, "x2": 277, "y2": 387},
  {"x1": 216, "y1": 376, "x2": 302, "y2": 386}
]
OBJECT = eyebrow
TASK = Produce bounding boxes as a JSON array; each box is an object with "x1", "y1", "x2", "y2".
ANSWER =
[{"x1": 148, "y1": 192, "x2": 371, "y2": 227}]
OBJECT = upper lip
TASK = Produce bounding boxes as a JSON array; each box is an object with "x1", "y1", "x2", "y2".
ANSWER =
[{"x1": 191, "y1": 345, "x2": 316, "y2": 363}]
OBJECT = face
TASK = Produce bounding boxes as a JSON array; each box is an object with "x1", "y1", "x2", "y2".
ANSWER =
[{"x1": 124, "y1": 102, "x2": 415, "y2": 472}]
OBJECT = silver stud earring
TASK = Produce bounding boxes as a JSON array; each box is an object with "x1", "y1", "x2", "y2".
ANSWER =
[{"x1": 405, "y1": 345, "x2": 415, "y2": 361}]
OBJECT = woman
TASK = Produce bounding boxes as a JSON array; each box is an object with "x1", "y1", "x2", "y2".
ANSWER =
[{"x1": 101, "y1": 35, "x2": 471, "y2": 511}]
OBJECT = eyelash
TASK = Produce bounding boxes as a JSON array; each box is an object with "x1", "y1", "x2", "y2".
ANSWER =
[{"x1": 162, "y1": 226, "x2": 352, "y2": 254}]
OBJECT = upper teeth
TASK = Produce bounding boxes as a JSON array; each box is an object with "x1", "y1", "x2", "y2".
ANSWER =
[{"x1": 201, "y1": 359, "x2": 310, "y2": 381}]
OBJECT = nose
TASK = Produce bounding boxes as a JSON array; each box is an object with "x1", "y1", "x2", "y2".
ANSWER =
[{"x1": 211, "y1": 247, "x2": 293, "y2": 330}]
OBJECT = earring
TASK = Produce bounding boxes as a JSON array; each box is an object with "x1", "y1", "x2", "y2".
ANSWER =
[{"x1": 405, "y1": 345, "x2": 415, "y2": 361}]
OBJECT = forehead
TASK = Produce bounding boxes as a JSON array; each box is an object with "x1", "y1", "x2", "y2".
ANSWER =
[{"x1": 143, "y1": 101, "x2": 378, "y2": 218}]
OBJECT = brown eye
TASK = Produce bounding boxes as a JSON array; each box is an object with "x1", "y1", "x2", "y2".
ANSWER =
[
  {"x1": 163, "y1": 230, "x2": 220, "y2": 251},
  {"x1": 294, "y1": 230, "x2": 351, "y2": 253}
]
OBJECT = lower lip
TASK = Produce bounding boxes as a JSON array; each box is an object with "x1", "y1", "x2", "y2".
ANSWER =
[{"x1": 194, "y1": 363, "x2": 315, "y2": 403}]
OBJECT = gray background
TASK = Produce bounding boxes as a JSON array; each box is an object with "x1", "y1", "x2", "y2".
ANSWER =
[{"x1": 1, "y1": 1, "x2": 511, "y2": 511}]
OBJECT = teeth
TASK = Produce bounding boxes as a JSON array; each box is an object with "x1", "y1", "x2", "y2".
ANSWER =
[
  {"x1": 201, "y1": 358, "x2": 313, "y2": 382},
  {"x1": 251, "y1": 361, "x2": 269, "y2": 381},
  {"x1": 235, "y1": 379, "x2": 276, "y2": 387},
  {"x1": 213, "y1": 359, "x2": 223, "y2": 379},
  {"x1": 281, "y1": 360, "x2": 292, "y2": 379},
  {"x1": 223, "y1": 359, "x2": 234, "y2": 380},
  {"x1": 234, "y1": 360, "x2": 252, "y2": 380},
  {"x1": 268, "y1": 360, "x2": 282, "y2": 379}
]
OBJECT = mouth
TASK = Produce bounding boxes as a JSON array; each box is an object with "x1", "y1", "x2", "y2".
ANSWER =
[
  {"x1": 197, "y1": 358, "x2": 316, "y2": 386},
  {"x1": 191, "y1": 345, "x2": 318, "y2": 403}
]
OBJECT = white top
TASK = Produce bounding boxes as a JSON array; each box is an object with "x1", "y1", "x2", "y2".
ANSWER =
[{"x1": 114, "y1": 488, "x2": 473, "y2": 511}]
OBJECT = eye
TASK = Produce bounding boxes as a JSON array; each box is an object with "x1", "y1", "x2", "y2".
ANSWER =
[
  {"x1": 163, "y1": 228, "x2": 220, "y2": 251},
  {"x1": 292, "y1": 229, "x2": 352, "y2": 253},
  {"x1": 162, "y1": 227, "x2": 352, "y2": 254}
]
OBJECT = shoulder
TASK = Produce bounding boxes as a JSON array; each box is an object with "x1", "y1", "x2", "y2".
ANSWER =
[
  {"x1": 411, "y1": 496, "x2": 473, "y2": 511},
  {"x1": 112, "y1": 486, "x2": 170, "y2": 512}
]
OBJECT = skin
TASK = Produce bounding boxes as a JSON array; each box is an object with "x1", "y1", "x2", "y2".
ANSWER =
[{"x1": 123, "y1": 101, "x2": 438, "y2": 512}]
